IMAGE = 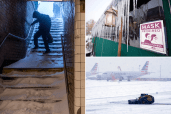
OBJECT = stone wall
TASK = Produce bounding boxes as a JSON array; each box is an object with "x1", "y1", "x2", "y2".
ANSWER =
[
  {"x1": 0, "y1": 0, "x2": 35, "y2": 67},
  {"x1": 62, "y1": 1, "x2": 75, "y2": 113},
  {"x1": 62, "y1": 0, "x2": 85, "y2": 114}
]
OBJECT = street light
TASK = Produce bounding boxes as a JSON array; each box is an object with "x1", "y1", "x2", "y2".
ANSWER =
[{"x1": 104, "y1": 6, "x2": 118, "y2": 27}]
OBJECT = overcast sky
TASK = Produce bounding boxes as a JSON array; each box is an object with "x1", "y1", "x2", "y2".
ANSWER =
[
  {"x1": 86, "y1": 0, "x2": 113, "y2": 22},
  {"x1": 86, "y1": 57, "x2": 171, "y2": 78}
]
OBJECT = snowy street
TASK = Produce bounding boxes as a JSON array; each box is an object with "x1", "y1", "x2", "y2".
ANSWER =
[{"x1": 86, "y1": 80, "x2": 171, "y2": 114}]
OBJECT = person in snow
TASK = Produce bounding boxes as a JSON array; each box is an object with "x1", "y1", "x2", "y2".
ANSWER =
[{"x1": 31, "y1": 11, "x2": 51, "y2": 53}]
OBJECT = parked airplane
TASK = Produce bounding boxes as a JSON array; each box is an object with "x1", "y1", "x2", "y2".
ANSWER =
[
  {"x1": 86, "y1": 61, "x2": 150, "y2": 81},
  {"x1": 86, "y1": 63, "x2": 99, "y2": 77}
]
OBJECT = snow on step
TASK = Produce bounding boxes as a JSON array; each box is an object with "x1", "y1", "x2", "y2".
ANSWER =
[
  {"x1": 31, "y1": 49, "x2": 62, "y2": 52},
  {"x1": 0, "y1": 71, "x2": 64, "y2": 78},
  {"x1": 0, "y1": 87, "x2": 66, "y2": 101},
  {"x1": 30, "y1": 40, "x2": 61, "y2": 44},
  {"x1": 30, "y1": 38, "x2": 61, "y2": 41},
  {"x1": 0, "y1": 100, "x2": 69, "y2": 114},
  {"x1": 34, "y1": 29, "x2": 64, "y2": 32},
  {"x1": 37, "y1": 52, "x2": 63, "y2": 56},
  {"x1": 0, "y1": 77, "x2": 65, "y2": 88},
  {"x1": 28, "y1": 45, "x2": 62, "y2": 49}
]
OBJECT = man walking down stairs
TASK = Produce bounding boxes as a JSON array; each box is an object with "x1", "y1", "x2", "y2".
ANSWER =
[{"x1": 0, "y1": 16, "x2": 69, "y2": 114}]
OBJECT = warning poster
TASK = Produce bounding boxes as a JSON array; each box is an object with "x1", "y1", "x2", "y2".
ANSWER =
[{"x1": 140, "y1": 20, "x2": 166, "y2": 54}]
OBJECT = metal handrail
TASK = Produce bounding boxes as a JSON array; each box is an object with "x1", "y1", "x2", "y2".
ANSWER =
[
  {"x1": 61, "y1": 34, "x2": 69, "y2": 94},
  {"x1": 0, "y1": 1, "x2": 35, "y2": 48},
  {"x1": 0, "y1": 24, "x2": 33, "y2": 48}
]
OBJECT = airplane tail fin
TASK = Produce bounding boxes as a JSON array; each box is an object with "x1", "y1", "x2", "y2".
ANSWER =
[
  {"x1": 90, "y1": 63, "x2": 98, "y2": 75},
  {"x1": 141, "y1": 61, "x2": 149, "y2": 73},
  {"x1": 118, "y1": 66, "x2": 122, "y2": 71}
]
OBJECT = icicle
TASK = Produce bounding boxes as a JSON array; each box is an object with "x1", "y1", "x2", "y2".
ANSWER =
[
  {"x1": 121, "y1": 0, "x2": 124, "y2": 40},
  {"x1": 133, "y1": 0, "x2": 135, "y2": 16},
  {"x1": 136, "y1": 0, "x2": 138, "y2": 19},
  {"x1": 136, "y1": 0, "x2": 138, "y2": 9},
  {"x1": 107, "y1": 27, "x2": 109, "y2": 40},
  {"x1": 115, "y1": 18, "x2": 118, "y2": 41}
]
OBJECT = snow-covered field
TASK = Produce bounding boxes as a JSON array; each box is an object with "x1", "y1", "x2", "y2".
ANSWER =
[{"x1": 86, "y1": 80, "x2": 171, "y2": 114}]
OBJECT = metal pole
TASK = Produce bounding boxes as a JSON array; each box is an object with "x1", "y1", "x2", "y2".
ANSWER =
[{"x1": 118, "y1": 17, "x2": 123, "y2": 56}]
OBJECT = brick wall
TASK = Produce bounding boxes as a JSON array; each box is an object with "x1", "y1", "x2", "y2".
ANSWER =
[
  {"x1": 62, "y1": 0, "x2": 85, "y2": 114},
  {"x1": 62, "y1": 1, "x2": 75, "y2": 114},
  {"x1": 0, "y1": 1, "x2": 35, "y2": 67}
]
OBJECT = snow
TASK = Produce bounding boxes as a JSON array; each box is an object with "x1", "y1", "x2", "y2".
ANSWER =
[
  {"x1": 4, "y1": 52, "x2": 63, "y2": 69},
  {"x1": 86, "y1": 35, "x2": 93, "y2": 41},
  {"x1": 86, "y1": 80, "x2": 171, "y2": 114}
]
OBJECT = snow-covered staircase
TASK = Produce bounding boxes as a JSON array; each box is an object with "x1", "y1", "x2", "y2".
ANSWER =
[{"x1": 0, "y1": 18, "x2": 69, "y2": 114}]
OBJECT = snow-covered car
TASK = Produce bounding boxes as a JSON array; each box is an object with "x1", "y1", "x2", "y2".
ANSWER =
[{"x1": 128, "y1": 94, "x2": 154, "y2": 104}]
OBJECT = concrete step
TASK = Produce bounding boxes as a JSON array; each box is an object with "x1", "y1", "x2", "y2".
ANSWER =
[
  {"x1": 31, "y1": 48, "x2": 62, "y2": 52},
  {"x1": 28, "y1": 45, "x2": 62, "y2": 48},
  {"x1": 34, "y1": 28, "x2": 64, "y2": 31},
  {"x1": 35, "y1": 25, "x2": 63, "y2": 28},
  {"x1": 31, "y1": 34, "x2": 63, "y2": 37},
  {"x1": 28, "y1": 44, "x2": 62, "y2": 47},
  {"x1": 29, "y1": 41, "x2": 61, "y2": 44},
  {"x1": 33, "y1": 31, "x2": 64, "y2": 34},
  {"x1": 0, "y1": 100, "x2": 69, "y2": 114},
  {"x1": 32, "y1": 32, "x2": 65, "y2": 35},
  {"x1": 0, "y1": 87, "x2": 66, "y2": 101},
  {"x1": 34, "y1": 30, "x2": 65, "y2": 32},
  {"x1": 37, "y1": 52, "x2": 63, "y2": 56},
  {"x1": 30, "y1": 37, "x2": 61, "y2": 40},
  {"x1": 34, "y1": 22, "x2": 62, "y2": 24},
  {"x1": 30, "y1": 39, "x2": 61, "y2": 42},
  {"x1": 51, "y1": 22, "x2": 62, "y2": 24},
  {"x1": 50, "y1": 27, "x2": 64, "y2": 29},
  {"x1": 1, "y1": 68, "x2": 64, "y2": 75},
  {"x1": 28, "y1": 45, "x2": 62, "y2": 49},
  {"x1": 0, "y1": 77, "x2": 65, "y2": 88},
  {"x1": 34, "y1": 27, "x2": 64, "y2": 30},
  {"x1": 29, "y1": 42, "x2": 62, "y2": 46},
  {"x1": 0, "y1": 70, "x2": 64, "y2": 78}
]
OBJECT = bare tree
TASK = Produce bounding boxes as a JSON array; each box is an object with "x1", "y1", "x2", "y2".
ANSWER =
[{"x1": 86, "y1": 19, "x2": 96, "y2": 35}]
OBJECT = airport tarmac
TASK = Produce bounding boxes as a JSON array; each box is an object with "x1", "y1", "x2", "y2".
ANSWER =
[{"x1": 86, "y1": 80, "x2": 171, "y2": 114}]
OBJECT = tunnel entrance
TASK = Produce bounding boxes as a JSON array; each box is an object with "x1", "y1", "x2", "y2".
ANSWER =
[
  {"x1": 0, "y1": 1, "x2": 66, "y2": 71},
  {"x1": 37, "y1": 1, "x2": 62, "y2": 18}
]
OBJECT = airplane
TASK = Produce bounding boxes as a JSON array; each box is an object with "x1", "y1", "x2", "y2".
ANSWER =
[
  {"x1": 86, "y1": 63, "x2": 99, "y2": 77},
  {"x1": 86, "y1": 61, "x2": 150, "y2": 81}
]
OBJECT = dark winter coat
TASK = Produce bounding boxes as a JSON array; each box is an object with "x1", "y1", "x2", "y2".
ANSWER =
[{"x1": 31, "y1": 14, "x2": 51, "y2": 32}]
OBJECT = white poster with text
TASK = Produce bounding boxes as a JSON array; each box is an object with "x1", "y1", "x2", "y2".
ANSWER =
[{"x1": 140, "y1": 20, "x2": 166, "y2": 54}]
